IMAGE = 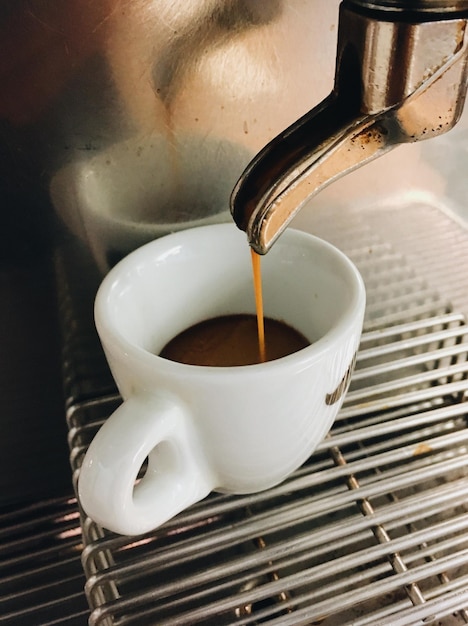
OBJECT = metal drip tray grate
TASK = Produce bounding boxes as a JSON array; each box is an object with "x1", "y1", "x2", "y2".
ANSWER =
[
  {"x1": 0, "y1": 495, "x2": 89, "y2": 625},
  {"x1": 66, "y1": 200, "x2": 468, "y2": 625}
]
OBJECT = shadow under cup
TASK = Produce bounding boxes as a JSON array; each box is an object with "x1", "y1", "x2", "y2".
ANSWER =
[{"x1": 82, "y1": 224, "x2": 365, "y2": 535}]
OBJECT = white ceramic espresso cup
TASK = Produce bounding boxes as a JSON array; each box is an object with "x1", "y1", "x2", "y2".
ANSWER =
[{"x1": 78, "y1": 224, "x2": 366, "y2": 536}]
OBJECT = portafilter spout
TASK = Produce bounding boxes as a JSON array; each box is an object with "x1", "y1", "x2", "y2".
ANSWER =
[{"x1": 230, "y1": 0, "x2": 468, "y2": 254}]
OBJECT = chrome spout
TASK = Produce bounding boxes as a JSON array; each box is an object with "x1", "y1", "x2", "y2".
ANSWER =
[{"x1": 230, "y1": 0, "x2": 468, "y2": 254}]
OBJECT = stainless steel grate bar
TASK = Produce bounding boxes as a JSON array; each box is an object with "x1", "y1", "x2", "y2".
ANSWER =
[
  {"x1": 0, "y1": 496, "x2": 89, "y2": 625},
  {"x1": 84, "y1": 471, "x2": 468, "y2": 589}
]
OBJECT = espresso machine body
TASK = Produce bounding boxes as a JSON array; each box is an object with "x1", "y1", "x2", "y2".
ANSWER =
[
  {"x1": 0, "y1": 0, "x2": 340, "y2": 502},
  {"x1": 3, "y1": 3, "x2": 468, "y2": 623},
  {"x1": 2, "y1": 0, "x2": 468, "y2": 499}
]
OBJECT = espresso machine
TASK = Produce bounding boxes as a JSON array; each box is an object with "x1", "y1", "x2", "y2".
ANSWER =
[{"x1": 3, "y1": 1, "x2": 468, "y2": 624}]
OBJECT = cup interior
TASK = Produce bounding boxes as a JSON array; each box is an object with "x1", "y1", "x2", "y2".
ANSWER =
[{"x1": 97, "y1": 224, "x2": 363, "y2": 362}]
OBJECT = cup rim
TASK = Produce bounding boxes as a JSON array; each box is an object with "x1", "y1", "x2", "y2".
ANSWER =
[{"x1": 94, "y1": 224, "x2": 366, "y2": 375}]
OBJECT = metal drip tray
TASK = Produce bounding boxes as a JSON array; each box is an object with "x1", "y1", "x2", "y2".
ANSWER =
[
  {"x1": 65, "y1": 200, "x2": 468, "y2": 625},
  {"x1": 0, "y1": 495, "x2": 88, "y2": 625}
]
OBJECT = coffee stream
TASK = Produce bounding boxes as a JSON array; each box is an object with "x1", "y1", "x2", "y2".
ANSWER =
[
  {"x1": 250, "y1": 248, "x2": 266, "y2": 362},
  {"x1": 159, "y1": 246, "x2": 310, "y2": 366}
]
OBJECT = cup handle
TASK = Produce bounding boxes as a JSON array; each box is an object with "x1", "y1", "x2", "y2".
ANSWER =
[{"x1": 78, "y1": 395, "x2": 215, "y2": 536}]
